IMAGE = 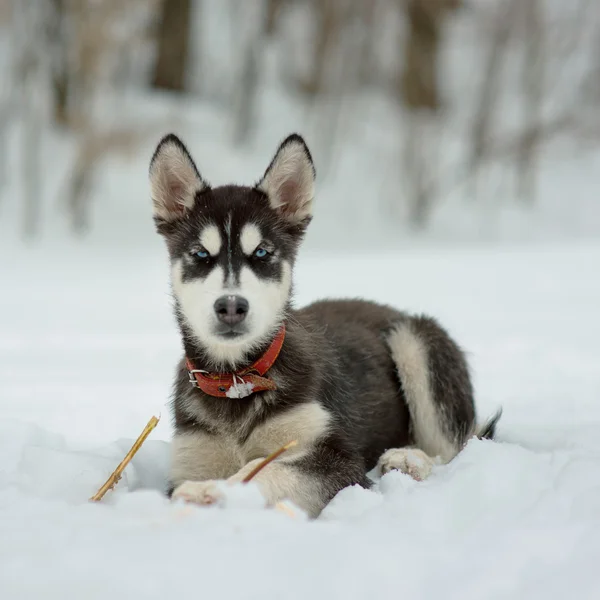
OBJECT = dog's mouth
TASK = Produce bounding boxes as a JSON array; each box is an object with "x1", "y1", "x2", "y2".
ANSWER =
[
  {"x1": 213, "y1": 324, "x2": 248, "y2": 341},
  {"x1": 219, "y1": 331, "x2": 244, "y2": 340}
]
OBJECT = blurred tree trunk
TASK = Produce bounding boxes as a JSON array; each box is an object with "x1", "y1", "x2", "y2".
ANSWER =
[
  {"x1": 49, "y1": 0, "x2": 70, "y2": 127},
  {"x1": 516, "y1": 0, "x2": 545, "y2": 205},
  {"x1": 232, "y1": 39, "x2": 259, "y2": 144},
  {"x1": 400, "y1": 0, "x2": 460, "y2": 228},
  {"x1": 152, "y1": 0, "x2": 191, "y2": 92},
  {"x1": 299, "y1": 0, "x2": 339, "y2": 96},
  {"x1": 467, "y1": 0, "x2": 518, "y2": 200},
  {"x1": 401, "y1": 0, "x2": 459, "y2": 110},
  {"x1": 265, "y1": 0, "x2": 283, "y2": 36},
  {"x1": 356, "y1": 0, "x2": 377, "y2": 86},
  {"x1": 230, "y1": 1, "x2": 264, "y2": 144}
]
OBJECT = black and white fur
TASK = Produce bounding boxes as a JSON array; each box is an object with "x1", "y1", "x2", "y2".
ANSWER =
[{"x1": 149, "y1": 133, "x2": 501, "y2": 517}]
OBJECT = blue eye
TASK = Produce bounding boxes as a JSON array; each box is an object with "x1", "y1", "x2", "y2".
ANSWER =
[
  {"x1": 254, "y1": 248, "x2": 268, "y2": 258},
  {"x1": 195, "y1": 249, "x2": 209, "y2": 259}
]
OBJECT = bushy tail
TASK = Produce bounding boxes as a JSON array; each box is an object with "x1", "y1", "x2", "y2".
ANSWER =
[{"x1": 474, "y1": 407, "x2": 503, "y2": 440}]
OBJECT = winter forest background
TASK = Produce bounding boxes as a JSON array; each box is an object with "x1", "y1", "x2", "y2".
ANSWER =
[{"x1": 0, "y1": 0, "x2": 598, "y2": 248}]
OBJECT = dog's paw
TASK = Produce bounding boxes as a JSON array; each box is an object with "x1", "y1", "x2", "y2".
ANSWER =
[
  {"x1": 377, "y1": 448, "x2": 435, "y2": 482},
  {"x1": 171, "y1": 480, "x2": 224, "y2": 506}
]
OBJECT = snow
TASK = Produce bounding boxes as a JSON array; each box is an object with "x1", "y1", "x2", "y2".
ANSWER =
[{"x1": 1, "y1": 237, "x2": 600, "y2": 599}]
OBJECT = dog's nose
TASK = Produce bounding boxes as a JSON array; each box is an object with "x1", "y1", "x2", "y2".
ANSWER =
[{"x1": 214, "y1": 295, "x2": 249, "y2": 326}]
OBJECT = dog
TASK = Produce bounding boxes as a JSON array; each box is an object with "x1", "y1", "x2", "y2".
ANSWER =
[{"x1": 149, "y1": 132, "x2": 501, "y2": 517}]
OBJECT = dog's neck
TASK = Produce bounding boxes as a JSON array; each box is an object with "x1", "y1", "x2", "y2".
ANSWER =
[{"x1": 179, "y1": 319, "x2": 288, "y2": 374}]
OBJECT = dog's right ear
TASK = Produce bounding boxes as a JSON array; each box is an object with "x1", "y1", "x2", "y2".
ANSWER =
[{"x1": 149, "y1": 134, "x2": 208, "y2": 225}]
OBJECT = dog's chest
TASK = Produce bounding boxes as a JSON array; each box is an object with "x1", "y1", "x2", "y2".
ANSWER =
[
  {"x1": 243, "y1": 401, "x2": 331, "y2": 460},
  {"x1": 210, "y1": 400, "x2": 331, "y2": 466}
]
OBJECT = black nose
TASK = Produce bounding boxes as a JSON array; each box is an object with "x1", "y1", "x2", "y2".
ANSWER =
[{"x1": 214, "y1": 295, "x2": 249, "y2": 326}]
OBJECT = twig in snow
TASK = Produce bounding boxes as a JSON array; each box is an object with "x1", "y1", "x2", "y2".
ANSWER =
[
  {"x1": 90, "y1": 415, "x2": 160, "y2": 502},
  {"x1": 241, "y1": 439, "x2": 300, "y2": 518},
  {"x1": 242, "y1": 440, "x2": 298, "y2": 483}
]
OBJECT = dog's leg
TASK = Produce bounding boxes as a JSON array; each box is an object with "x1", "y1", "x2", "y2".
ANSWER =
[
  {"x1": 379, "y1": 317, "x2": 500, "y2": 480},
  {"x1": 168, "y1": 429, "x2": 241, "y2": 496},
  {"x1": 172, "y1": 443, "x2": 369, "y2": 518},
  {"x1": 171, "y1": 459, "x2": 322, "y2": 512}
]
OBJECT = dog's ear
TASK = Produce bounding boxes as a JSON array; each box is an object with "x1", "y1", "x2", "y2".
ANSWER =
[
  {"x1": 256, "y1": 134, "x2": 315, "y2": 226},
  {"x1": 149, "y1": 134, "x2": 208, "y2": 224}
]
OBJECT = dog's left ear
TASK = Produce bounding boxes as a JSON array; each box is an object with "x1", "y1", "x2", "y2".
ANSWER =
[
  {"x1": 149, "y1": 134, "x2": 208, "y2": 225},
  {"x1": 257, "y1": 134, "x2": 315, "y2": 226}
]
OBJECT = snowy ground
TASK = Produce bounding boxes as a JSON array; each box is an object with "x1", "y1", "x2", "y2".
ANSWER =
[{"x1": 1, "y1": 238, "x2": 600, "y2": 599}]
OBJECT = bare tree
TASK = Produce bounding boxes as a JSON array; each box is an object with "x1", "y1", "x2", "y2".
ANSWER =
[
  {"x1": 299, "y1": 0, "x2": 340, "y2": 97},
  {"x1": 0, "y1": 0, "x2": 161, "y2": 236},
  {"x1": 265, "y1": 0, "x2": 284, "y2": 35},
  {"x1": 152, "y1": 0, "x2": 192, "y2": 92},
  {"x1": 230, "y1": 1, "x2": 265, "y2": 144},
  {"x1": 48, "y1": 0, "x2": 70, "y2": 127},
  {"x1": 466, "y1": 0, "x2": 518, "y2": 201},
  {"x1": 401, "y1": 0, "x2": 454, "y2": 111},
  {"x1": 516, "y1": 0, "x2": 545, "y2": 205},
  {"x1": 399, "y1": 0, "x2": 460, "y2": 227},
  {"x1": 9, "y1": 0, "x2": 52, "y2": 238}
]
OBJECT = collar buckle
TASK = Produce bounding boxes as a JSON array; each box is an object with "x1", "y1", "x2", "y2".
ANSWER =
[{"x1": 187, "y1": 368, "x2": 207, "y2": 388}]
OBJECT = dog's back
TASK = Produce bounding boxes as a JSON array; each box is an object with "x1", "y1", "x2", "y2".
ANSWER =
[{"x1": 294, "y1": 299, "x2": 412, "y2": 469}]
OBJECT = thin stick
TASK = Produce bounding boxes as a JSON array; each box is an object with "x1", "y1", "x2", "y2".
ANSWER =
[
  {"x1": 242, "y1": 440, "x2": 298, "y2": 483},
  {"x1": 274, "y1": 501, "x2": 298, "y2": 518},
  {"x1": 90, "y1": 415, "x2": 160, "y2": 502}
]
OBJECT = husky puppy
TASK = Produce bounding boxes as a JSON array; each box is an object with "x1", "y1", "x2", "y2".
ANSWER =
[{"x1": 149, "y1": 133, "x2": 501, "y2": 517}]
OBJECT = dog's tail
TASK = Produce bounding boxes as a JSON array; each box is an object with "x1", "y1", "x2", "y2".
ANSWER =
[{"x1": 473, "y1": 407, "x2": 503, "y2": 440}]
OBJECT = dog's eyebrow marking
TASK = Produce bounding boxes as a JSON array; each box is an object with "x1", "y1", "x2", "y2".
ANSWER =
[
  {"x1": 199, "y1": 224, "x2": 221, "y2": 256},
  {"x1": 240, "y1": 223, "x2": 262, "y2": 255}
]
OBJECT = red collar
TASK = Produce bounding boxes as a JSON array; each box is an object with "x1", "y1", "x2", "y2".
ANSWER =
[{"x1": 185, "y1": 325, "x2": 286, "y2": 399}]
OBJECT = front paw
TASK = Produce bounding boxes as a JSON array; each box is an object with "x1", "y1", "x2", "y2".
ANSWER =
[{"x1": 171, "y1": 480, "x2": 224, "y2": 506}]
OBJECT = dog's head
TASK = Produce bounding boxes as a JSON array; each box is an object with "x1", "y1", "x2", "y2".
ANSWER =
[{"x1": 149, "y1": 133, "x2": 315, "y2": 368}]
